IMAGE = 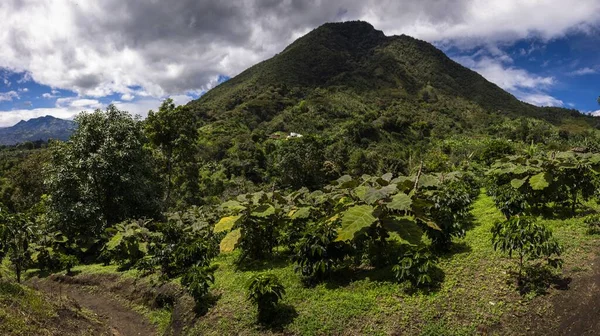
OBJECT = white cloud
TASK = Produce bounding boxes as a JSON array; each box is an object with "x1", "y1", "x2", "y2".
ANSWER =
[
  {"x1": 18, "y1": 87, "x2": 28, "y2": 92},
  {"x1": 0, "y1": 0, "x2": 598, "y2": 101},
  {"x1": 42, "y1": 92, "x2": 56, "y2": 99},
  {"x1": 569, "y1": 67, "x2": 597, "y2": 76},
  {"x1": 0, "y1": 90, "x2": 19, "y2": 102},
  {"x1": 520, "y1": 94, "x2": 564, "y2": 107},
  {"x1": 454, "y1": 54, "x2": 562, "y2": 106},
  {"x1": 121, "y1": 93, "x2": 134, "y2": 101},
  {"x1": 590, "y1": 110, "x2": 600, "y2": 117}
]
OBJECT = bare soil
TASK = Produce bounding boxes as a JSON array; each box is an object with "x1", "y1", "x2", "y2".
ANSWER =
[{"x1": 29, "y1": 275, "x2": 158, "y2": 336}]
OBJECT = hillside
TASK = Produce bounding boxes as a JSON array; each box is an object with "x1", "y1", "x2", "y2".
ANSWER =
[
  {"x1": 0, "y1": 116, "x2": 75, "y2": 146},
  {"x1": 184, "y1": 21, "x2": 599, "y2": 191}
]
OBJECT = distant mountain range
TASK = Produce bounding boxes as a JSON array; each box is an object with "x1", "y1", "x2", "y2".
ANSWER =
[{"x1": 0, "y1": 116, "x2": 75, "y2": 146}]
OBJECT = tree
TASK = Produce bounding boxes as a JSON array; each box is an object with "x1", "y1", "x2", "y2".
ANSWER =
[
  {"x1": 145, "y1": 99, "x2": 199, "y2": 209},
  {"x1": 0, "y1": 210, "x2": 35, "y2": 283},
  {"x1": 45, "y1": 105, "x2": 162, "y2": 253}
]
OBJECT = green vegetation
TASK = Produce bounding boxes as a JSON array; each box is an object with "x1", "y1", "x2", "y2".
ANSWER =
[{"x1": 1, "y1": 20, "x2": 600, "y2": 335}]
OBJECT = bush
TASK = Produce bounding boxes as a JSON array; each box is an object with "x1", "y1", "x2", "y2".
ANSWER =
[
  {"x1": 247, "y1": 273, "x2": 286, "y2": 323},
  {"x1": 393, "y1": 248, "x2": 437, "y2": 288},
  {"x1": 292, "y1": 223, "x2": 350, "y2": 285},
  {"x1": 180, "y1": 265, "x2": 217, "y2": 304},
  {"x1": 491, "y1": 216, "x2": 562, "y2": 285}
]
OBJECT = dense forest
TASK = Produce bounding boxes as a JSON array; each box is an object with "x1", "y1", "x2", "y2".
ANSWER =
[{"x1": 1, "y1": 21, "x2": 600, "y2": 335}]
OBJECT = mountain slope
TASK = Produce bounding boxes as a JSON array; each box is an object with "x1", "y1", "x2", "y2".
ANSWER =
[
  {"x1": 181, "y1": 21, "x2": 598, "y2": 191},
  {"x1": 0, "y1": 116, "x2": 75, "y2": 146},
  {"x1": 190, "y1": 21, "x2": 591, "y2": 124}
]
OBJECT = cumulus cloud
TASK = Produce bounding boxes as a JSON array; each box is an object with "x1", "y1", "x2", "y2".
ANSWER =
[
  {"x1": 0, "y1": 91, "x2": 19, "y2": 102},
  {"x1": 455, "y1": 53, "x2": 562, "y2": 107},
  {"x1": 0, "y1": 0, "x2": 599, "y2": 99}
]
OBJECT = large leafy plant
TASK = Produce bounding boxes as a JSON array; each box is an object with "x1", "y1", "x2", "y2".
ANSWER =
[
  {"x1": 214, "y1": 192, "x2": 286, "y2": 262},
  {"x1": 487, "y1": 151, "x2": 600, "y2": 218},
  {"x1": 102, "y1": 219, "x2": 158, "y2": 269}
]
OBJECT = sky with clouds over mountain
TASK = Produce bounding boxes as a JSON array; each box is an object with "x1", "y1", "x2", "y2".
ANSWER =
[{"x1": 0, "y1": 0, "x2": 599, "y2": 126}]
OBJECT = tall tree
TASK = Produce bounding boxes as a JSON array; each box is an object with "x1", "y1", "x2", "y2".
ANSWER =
[
  {"x1": 45, "y1": 105, "x2": 161, "y2": 251},
  {"x1": 145, "y1": 99, "x2": 199, "y2": 209}
]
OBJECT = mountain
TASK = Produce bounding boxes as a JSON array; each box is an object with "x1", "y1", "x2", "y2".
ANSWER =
[
  {"x1": 182, "y1": 21, "x2": 598, "y2": 186},
  {"x1": 0, "y1": 116, "x2": 75, "y2": 146}
]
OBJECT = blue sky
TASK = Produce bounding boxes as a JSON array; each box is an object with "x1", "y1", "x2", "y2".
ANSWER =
[{"x1": 0, "y1": 1, "x2": 599, "y2": 126}]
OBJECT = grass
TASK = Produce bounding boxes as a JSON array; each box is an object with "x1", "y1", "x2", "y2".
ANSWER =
[{"x1": 186, "y1": 191, "x2": 600, "y2": 335}]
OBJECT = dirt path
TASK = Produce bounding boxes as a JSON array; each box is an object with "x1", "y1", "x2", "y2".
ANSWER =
[
  {"x1": 554, "y1": 258, "x2": 600, "y2": 335},
  {"x1": 29, "y1": 277, "x2": 158, "y2": 336}
]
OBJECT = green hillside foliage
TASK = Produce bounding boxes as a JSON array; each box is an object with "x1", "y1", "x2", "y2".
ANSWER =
[{"x1": 2, "y1": 20, "x2": 600, "y2": 335}]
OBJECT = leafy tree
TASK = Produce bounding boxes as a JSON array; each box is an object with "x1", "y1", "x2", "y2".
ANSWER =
[
  {"x1": 247, "y1": 273, "x2": 286, "y2": 323},
  {"x1": 145, "y1": 99, "x2": 199, "y2": 209},
  {"x1": 0, "y1": 210, "x2": 35, "y2": 282},
  {"x1": 266, "y1": 136, "x2": 331, "y2": 190},
  {"x1": 45, "y1": 105, "x2": 162, "y2": 254},
  {"x1": 491, "y1": 216, "x2": 562, "y2": 285}
]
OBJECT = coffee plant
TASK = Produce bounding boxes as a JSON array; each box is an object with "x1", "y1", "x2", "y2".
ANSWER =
[
  {"x1": 491, "y1": 216, "x2": 562, "y2": 284},
  {"x1": 247, "y1": 273, "x2": 286, "y2": 323}
]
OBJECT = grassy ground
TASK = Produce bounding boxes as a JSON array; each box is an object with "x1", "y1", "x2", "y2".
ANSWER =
[{"x1": 186, "y1": 192, "x2": 600, "y2": 335}]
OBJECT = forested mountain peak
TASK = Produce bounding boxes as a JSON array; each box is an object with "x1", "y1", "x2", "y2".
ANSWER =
[
  {"x1": 189, "y1": 20, "x2": 593, "y2": 126},
  {"x1": 0, "y1": 115, "x2": 75, "y2": 146}
]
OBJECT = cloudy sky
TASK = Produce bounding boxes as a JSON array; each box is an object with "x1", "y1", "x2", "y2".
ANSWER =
[{"x1": 0, "y1": 0, "x2": 599, "y2": 127}]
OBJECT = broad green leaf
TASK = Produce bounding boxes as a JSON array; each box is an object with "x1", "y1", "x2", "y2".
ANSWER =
[
  {"x1": 336, "y1": 205, "x2": 376, "y2": 241},
  {"x1": 138, "y1": 242, "x2": 148, "y2": 254},
  {"x1": 289, "y1": 207, "x2": 311, "y2": 219},
  {"x1": 387, "y1": 192, "x2": 412, "y2": 211},
  {"x1": 529, "y1": 172, "x2": 550, "y2": 190},
  {"x1": 353, "y1": 185, "x2": 369, "y2": 201},
  {"x1": 220, "y1": 229, "x2": 241, "y2": 253},
  {"x1": 381, "y1": 217, "x2": 424, "y2": 246},
  {"x1": 251, "y1": 204, "x2": 275, "y2": 217},
  {"x1": 363, "y1": 185, "x2": 397, "y2": 204},
  {"x1": 510, "y1": 177, "x2": 527, "y2": 189},
  {"x1": 105, "y1": 232, "x2": 123, "y2": 251},
  {"x1": 417, "y1": 175, "x2": 440, "y2": 188},
  {"x1": 220, "y1": 200, "x2": 245, "y2": 212},
  {"x1": 381, "y1": 172, "x2": 393, "y2": 182},
  {"x1": 214, "y1": 215, "x2": 241, "y2": 233}
]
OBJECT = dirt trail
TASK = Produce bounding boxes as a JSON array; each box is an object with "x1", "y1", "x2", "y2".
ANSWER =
[
  {"x1": 553, "y1": 257, "x2": 600, "y2": 335},
  {"x1": 29, "y1": 277, "x2": 158, "y2": 336}
]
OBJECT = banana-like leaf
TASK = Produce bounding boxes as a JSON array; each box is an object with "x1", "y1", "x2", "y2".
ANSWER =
[
  {"x1": 336, "y1": 205, "x2": 376, "y2": 241},
  {"x1": 288, "y1": 207, "x2": 311, "y2": 219},
  {"x1": 220, "y1": 229, "x2": 241, "y2": 253},
  {"x1": 214, "y1": 215, "x2": 241, "y2": 233}
]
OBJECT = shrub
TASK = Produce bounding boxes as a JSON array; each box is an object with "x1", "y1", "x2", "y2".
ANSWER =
[
  {"x1": 491, "y1": 216, "x2": 562, "y2": 285},
  {"x1": 180, "y1": 265, "x2": 217, "y2": 304},
  {"x1": 247, "y1": 273, "x2": 286, "y2": 323},
  {"x1": 292, "y1": 223, "x2": 350, "y2": 285},
  {"x1": 393, "y1": 248, "x2": 437, "y2": 288}
]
